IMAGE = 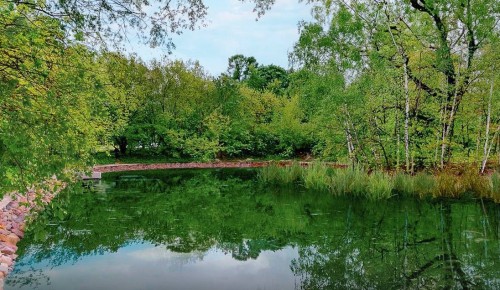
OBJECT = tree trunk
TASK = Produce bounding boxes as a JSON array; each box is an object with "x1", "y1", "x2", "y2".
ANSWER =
[
  {"x1": 403, "y1": 61, "x2": 410, "y2": 172},
  {"x1": 481, "y1": 80, "x2": 494, "y2": 173},
  {"x1": 385, "y1": 13, "x2": 410, "y2": 171},
  {"x1": 115, "y1": 136, "x2": 128, "y2": 156}
]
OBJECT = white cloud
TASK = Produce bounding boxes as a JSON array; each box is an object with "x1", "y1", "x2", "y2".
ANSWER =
[{"x1": 126, "y1": 0, "x2": 313, "y2": 76}]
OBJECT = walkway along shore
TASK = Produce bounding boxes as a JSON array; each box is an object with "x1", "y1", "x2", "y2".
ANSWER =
[
  {"x1": 0, "y1": 178, "x2": 65, "y2": 289},
  {"x1": 93, "y1": 160, "x2": 346, "y2": 174}
]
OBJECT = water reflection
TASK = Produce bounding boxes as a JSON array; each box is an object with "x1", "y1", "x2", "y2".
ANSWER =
[{"x1": 6, "y1": 169, "x2": 500, "y2": 289}]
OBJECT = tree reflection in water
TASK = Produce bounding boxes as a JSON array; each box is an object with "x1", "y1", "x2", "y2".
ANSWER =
[{"x1": 7, "y1": 169, "x2": 500, "y2": 289}]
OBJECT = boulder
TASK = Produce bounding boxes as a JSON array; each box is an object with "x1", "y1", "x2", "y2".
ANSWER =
[
  {"x1": 0, "y1": 245, "x2": 16, "y2": 255},
  {"x1": 0, "y1": 256, "x2": 12, "y2": 266}
]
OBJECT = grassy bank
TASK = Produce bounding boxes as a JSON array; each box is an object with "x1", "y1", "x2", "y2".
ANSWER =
[{"x1": 259, "y1": 162, "x2": 500, "y2": 202}]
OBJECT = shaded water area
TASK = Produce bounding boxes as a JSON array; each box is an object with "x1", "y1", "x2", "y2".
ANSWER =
[{"x1": 5, "y1": 169, "x2": 500, "y2": 289}]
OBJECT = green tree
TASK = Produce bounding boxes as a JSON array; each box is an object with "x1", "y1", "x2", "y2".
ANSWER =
[
  {"x1": 0, "y1": 3, "x2": 109, "y2": 188},
  {"x1": 7, "y1": 0, "x2": 209, "y2": 48},
  {"x1": 227, "y1": 54, "x2": 258, "y2": 81}
]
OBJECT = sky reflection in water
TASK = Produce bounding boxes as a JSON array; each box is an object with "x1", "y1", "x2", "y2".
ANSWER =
[{"x1": 12, "y1": 242, "x2": 297, "y2": 290}]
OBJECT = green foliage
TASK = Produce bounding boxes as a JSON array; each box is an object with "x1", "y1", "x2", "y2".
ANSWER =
[
  {"x1": 11, "y1": 0, "x2": 209, "y2": 49},
  {"x1": 2, "y1": 0, "x2": 500, "y2": 192},
  {"x1": 0, "y1": 4, "x2": 108, "y2": 189}
]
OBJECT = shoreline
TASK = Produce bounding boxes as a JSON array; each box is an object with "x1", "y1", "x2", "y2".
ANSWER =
[
  {"x1": 93, "y1": 161, "x2": 347, "y2": 174},
  {"x1": 0, "y1": 179, "x2": 65, "y2": 287}
]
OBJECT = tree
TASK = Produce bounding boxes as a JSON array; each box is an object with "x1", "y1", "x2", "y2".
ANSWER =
[
  {"x1": 0, "y1": 3, "x2": 110, "y2": 189},
  {"x1": 227, "y1": 54, "x2": 258, "y2": 81},
  {"x1": 285, "y1": 0, "x2": 500, "y2": 168},
  {"x1": 7, "y1": 0, "x2": 209, "y2": 48},
  {"x1": 247, "y1": 64, "x2": 290, "y2": 95}
]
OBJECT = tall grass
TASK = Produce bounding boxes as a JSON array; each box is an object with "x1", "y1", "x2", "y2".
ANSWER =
[
  {"x1": 330, "y1": 166, "x2": 367, "y2": 197},
  {"x1": 367, "y1": 172, "x2": 393, "y2": 200},
  {"x1": 259, "y1": 163, "x2": 500, "y2": 203},
  {"x1": 303, "y1": 163, "x2": 331, "y2": 191},
  {"x1": 393, "y1": 172, "x2": 415, "y2": 196},
  {"x1": 413, "y1": 173, "x2": 436, "y2": 198},
  {"x1": 434, "y1": 172, "x2": 464, "y2": 198},
  {"x1": 258, "y1": 162, "x2": 303, "y2": 185},
  {"x1": 489, "y1": 171, "x2": 500, "y2": 202}
]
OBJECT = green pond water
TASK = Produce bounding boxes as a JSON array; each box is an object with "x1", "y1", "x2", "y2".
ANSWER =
[{"x1": 5, "y1": 169, "x2": 500, "y2": 290}]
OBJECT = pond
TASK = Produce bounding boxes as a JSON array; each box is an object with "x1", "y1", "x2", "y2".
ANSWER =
[{"x1": 5, "y1": 169, "x2": 500, "y2": 289}]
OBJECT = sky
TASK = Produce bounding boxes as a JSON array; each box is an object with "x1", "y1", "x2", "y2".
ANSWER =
[{"x1": 127, "y1": 0, "x2": 313, "y2": 76}]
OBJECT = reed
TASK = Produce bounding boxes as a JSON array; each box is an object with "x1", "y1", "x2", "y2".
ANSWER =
[
  {"x1": 412, "y1": 173, "x2": 436, "y2": 198},
  {"x1": 258, "y1": 161, "x2": 303, "y2": 185},
  {"x1": 329, "y1": 166, "x2": 368, "y2": 197},
  {"x1": 280, "y1": 161, "x2": 304, "y2": 184},
  {"x1": 393, "y1": 172, "x2": 415, "y2": 196},
  {"x1": 461, "y1": 166, "x2": 491, "y2": 198},
  {"x1": 258, "y1": 163, "x2": 283, "y2": 184},
  {"x1": 258, "y1": 163, "x2": 499, "y2": 202},
  {"x1": 434, "y1": 172, "x2": 464, "y2": 198},
  {"x1": 303, "y1": 162, "x2": 330, "y2": 191},
  {"x1": 489, "y1": 171, "x2": 500, "y2": 202},
  {"x1": 367, "y1": 172, "x2": 393, "y2": 200}
]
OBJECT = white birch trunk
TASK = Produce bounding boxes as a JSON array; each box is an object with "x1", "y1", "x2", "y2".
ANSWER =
[
  {"x1": 403, "y1": 61, "x2": 410, "y2": 172},
  {"x1": 481, "y1": 80, "x2": 494, "y2": 173}
]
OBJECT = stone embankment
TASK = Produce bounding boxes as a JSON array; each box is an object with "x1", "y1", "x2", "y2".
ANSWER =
[
  {"x1": 0, "y1": 178, "x2": 65, "y2": 288},
  {"x1": 93, "y1": 160, "x2": 347, "y2": 173}
]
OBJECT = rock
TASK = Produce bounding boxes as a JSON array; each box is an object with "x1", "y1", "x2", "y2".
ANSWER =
[
  {"x1": 5, "y1": 234, "x2": 19, "y2": 245},
  {"x1": 0, "y1": 245, "x2": 16, "y2": 255},
  {"x1": 0, "y1": 256, "x2": 12, "y2": 266},
  {"x1": 0, "y1": 263, "x2": 8, "y2": 273},
  {"x1": 11, "y1": 229, "x2": 23, "y2": 239},
  {"x1": 0, "y1": 236, "x2": 7, "y2": 243}
]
